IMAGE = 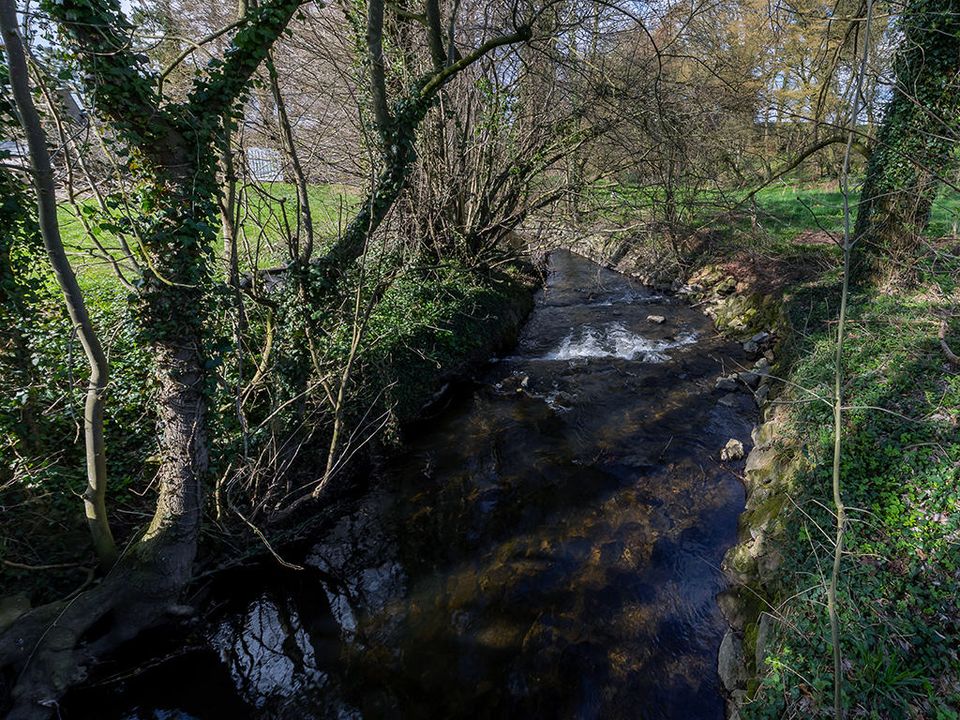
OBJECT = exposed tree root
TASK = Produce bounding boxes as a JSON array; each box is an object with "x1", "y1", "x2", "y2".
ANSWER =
[{"x1": 0, "y1": 538, "x2": 194, "y2": 719}]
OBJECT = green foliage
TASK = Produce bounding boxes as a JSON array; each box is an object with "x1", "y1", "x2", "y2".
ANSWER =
[
  {"x1": 0, "y1": 63, "x2": 47, "y2": 478},
  {"x1": 356, "y1": 262, "x2": 532, "y2": 426},
  {"x1": 744, "y1": 256, "x2": 960, "y2": 717},
  {"x1": 0, "y1": 280, "x2": 155, "y2": 600},
  {"x1": 223, "y1": 255, "x2": 534, "y2": 495}
]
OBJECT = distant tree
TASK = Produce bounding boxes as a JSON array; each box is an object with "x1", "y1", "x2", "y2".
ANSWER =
[{"x1": 400, "y1": 1, "x2": 613, "y2": 263}]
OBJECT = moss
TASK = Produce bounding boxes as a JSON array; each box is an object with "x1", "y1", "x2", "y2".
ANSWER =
[
  {"x1": 710, "y1": 291, "x2": 787, "y2": 339},
  {"x1": 742, "y1": 493, "x2": 787, "y2": 533}
]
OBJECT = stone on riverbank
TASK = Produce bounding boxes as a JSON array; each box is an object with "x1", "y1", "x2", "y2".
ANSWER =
[{"x1": 721, "y1": 438, "x2": 745, "y2": 461}]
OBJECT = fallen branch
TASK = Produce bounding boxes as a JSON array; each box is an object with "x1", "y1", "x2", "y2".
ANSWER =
[{"x1": 1, "y1": 560, "x2": 86, "y2": 572}]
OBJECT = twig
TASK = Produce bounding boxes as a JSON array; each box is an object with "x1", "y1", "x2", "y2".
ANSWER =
[
  {"x1": 1, "y1": 559, "x2": 86, "y2": 571},
  {"x1": 829, "y1": 3, "x2": 874, "y2": 716}
]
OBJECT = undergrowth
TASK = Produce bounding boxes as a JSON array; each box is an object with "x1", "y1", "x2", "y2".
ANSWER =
[
  {"x1": 0, "y1": 254, "x2": 534, "y2": 604},
  {"x1": 742, "y1": 251, "x2": 960, "y2": 718}
]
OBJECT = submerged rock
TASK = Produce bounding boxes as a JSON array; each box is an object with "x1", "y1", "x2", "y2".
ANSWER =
[
  {"x1": 716, "y1": 375, "x2": 738, "y2": 392},
  {"x1": 0, "y1": 594, "x2": 29, "y2": 633},
  {"x1": 720, "y1": 438, "x2": 745, "y2": 461},
  {"x1": 717, "y1": 629, "x2": 745, "y2": 693},
  {"x1": 754, "y1": 384, "x2": 770, "y2": 405}
]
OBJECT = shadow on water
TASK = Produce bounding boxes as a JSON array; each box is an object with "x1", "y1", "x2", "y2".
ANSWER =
[{"x1": 62, "y1": 250, "x2": 756, "y2": 720}]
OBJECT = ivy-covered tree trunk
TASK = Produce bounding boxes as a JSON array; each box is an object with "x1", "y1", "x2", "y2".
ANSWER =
[
  {"x1": 0, "y1": 2, "x2": 304, "y2": 716},
  {"x1": 32, "y1": 0, "x2": 304, "y2": 569},
  {"x1": 134, "y1": 158, "x2": 215, "y2": 581},
  {"x1": 317, "y1": 4, "x2": 532, "y2": 279},
  {"x1": 852, "y1": 0, "x2": 960, "y2": 283}
]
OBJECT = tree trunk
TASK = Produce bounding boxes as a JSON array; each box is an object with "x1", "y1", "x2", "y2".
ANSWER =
[
  {"x1": 1, "y1": 0, "x2": 117, "y2": 570},
  {"x1": 0, "y1": 149, "x2": 213, "y2": 720},
  {"x1": 141, "y1": 337, "x2": 207, "y2": 574},
  {"x1": 852, "y1": 0, "x2": 960, "y2": 284},
  {"x1": 132, "y1": 143, "x2": 215, "y2": 577},
  {"x1": 266, "y1": 53, "x2": 315, "y2": 265}
]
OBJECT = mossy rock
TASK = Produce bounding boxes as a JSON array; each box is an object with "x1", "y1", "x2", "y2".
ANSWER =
[
  {"x1": 741, "y1": 492, "x2": 787, "y2": 533},
  {"x1": 712, "y1": 292, "x2": 786, "y2": 339}
]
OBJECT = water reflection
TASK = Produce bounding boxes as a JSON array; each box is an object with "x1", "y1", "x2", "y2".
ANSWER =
[
  {"x1": 313, "y1": 250, "x2": 755, "y2": 719},
  {"x1": 64, "y1": 251, "x2": 755, "y2": 720}
]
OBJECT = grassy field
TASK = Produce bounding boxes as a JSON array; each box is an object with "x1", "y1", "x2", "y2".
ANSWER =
[
  {"x1": 57, "y1": 182, "x2": 359, "y2": 288},
  {"x1": 590, "y1": 181, "x2": 960, "y2": 249},
  {"x1": 747, "y1": 184, "x2": 960, "y2": 244}
]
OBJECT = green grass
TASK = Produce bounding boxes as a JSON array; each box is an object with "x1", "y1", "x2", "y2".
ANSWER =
[
  {"x1": 587, "y1": 180, "x2": 960, "y2": 252},
  {"x1": 740, "y1": 228, "x2": 960, "y2": 717},
  {"x1": 747, "y1": 184, "x2": 960, "y2": 244},
  {"x1": 56, "y1": 182, "x2": 359, "y2": 289}
]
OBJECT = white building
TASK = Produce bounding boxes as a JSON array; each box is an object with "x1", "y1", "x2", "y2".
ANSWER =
[{"x1": 246, "y1": 147, "x2": 284, "y2": 183}]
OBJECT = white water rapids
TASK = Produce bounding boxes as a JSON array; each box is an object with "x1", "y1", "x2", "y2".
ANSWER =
[{"x1": 543, "y1": 322, "x2": 698, "y2": 362}]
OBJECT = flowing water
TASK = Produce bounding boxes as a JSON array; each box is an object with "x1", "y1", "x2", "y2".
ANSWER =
[{"x1": 64, "y1": 250, "x2": 756, "y2": 720}]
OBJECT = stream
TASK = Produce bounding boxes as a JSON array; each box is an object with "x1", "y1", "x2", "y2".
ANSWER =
[{"x1": 64, "y1": 250, "x2": 756, "y2": 720}]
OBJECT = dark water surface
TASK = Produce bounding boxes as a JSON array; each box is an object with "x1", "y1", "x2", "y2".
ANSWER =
[{"x1": 64, "y1": 251, "x2": 756, "y2": 720}]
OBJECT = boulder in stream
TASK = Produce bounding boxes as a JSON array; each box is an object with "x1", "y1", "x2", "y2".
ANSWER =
[{"x1": 720, "y1": 439, "x2": 745, "y2": 461}]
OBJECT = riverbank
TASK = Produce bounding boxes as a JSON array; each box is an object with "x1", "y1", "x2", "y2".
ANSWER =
[
  {"x1": 727, "y1": 266, "x2": 960, "y2": 719},
  {"x1": 0, "y1": 259, "x2": 539, "y2": 622},
  {"x1": 574, "y1": 227, "x2": 960, "y2": 717}
]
